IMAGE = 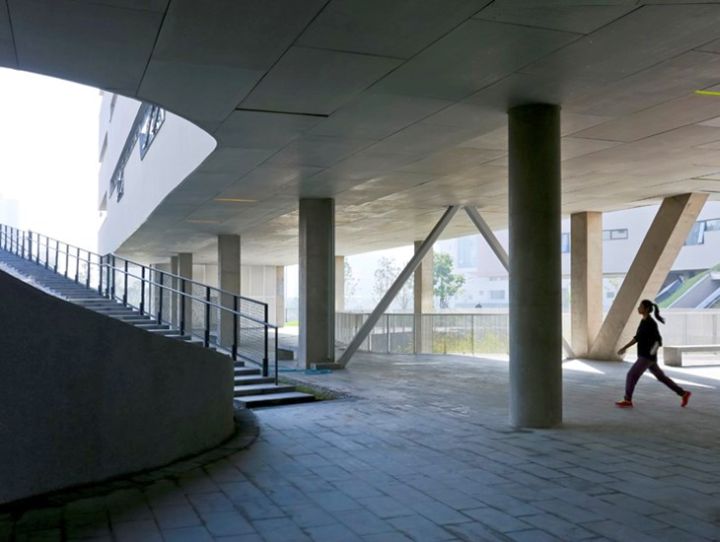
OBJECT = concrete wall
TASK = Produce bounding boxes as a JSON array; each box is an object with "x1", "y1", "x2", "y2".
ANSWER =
[{"x1": 0, "y1": 269, "x2": 234, "y2": 506}]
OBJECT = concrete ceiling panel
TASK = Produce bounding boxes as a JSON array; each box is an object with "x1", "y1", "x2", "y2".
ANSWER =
[
  {"x1": 72, "y1": 0, "x2": 168, "y2": 11},
  {"x1": 372, "y1": 19, "x2": 579, "y2": 101},
  {"x1": 193, "y1": 148, "x2": 274, "y2": 176},
  {"x1": 297, "y1": 0, "x2": 491, "y2": 58},
  {"x1": 266, "y1": 135, "x2": 377, "y2": 169},
  {"x1": 310, "y1": 93, "x2": 452, "y2": 139},
  {"x1": 138, "y1": 60, "x2": 262, "y2": 123},
  {"x1": 214, "y1": 110, "x2": 321, "y2": 150},
  {"x1": 0, "y1": 1, "x2": 16, "y2": 67},
  {"x1": 241, "y1": 46, "x2": 401, "y2": 116},
  {"x1": 474, "y1": 2, "x2": 635, "y2": 34},
  {"x1": 523, "y1": 5, "x2": 720, "y2": 84},
  {"x1": 9, "y1": 0, "x2": 161, "y2": 92},
  {"x1": 149, "y1": 0, "x2": 326, "y2": 70},
  {"x1": 573, "y1": 95, "x2": 720, "y2": 142},
  {"x1": 566, "y1": 51, "x2": 720, "y2": 117}
]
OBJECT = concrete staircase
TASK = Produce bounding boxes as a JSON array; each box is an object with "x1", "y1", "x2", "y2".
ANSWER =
[{"x1": 0, "y1": 249, "x2": 314, "y2": 409}]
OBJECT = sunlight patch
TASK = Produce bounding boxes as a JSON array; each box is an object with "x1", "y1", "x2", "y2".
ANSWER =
[{"x1": 563, "y1": 360, "x2": 605, "y2": 374}]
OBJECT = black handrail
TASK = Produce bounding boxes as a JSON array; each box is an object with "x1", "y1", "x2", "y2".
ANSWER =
[{"x1": 0, "y1": 224, "x2": 279, "y2": 382}]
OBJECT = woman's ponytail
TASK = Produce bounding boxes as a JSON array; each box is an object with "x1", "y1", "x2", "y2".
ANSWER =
[{"x1": 653, "y1": 303, "x2": 665, "y2": 324}]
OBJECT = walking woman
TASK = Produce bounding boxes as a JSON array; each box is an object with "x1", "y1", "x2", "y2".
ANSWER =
[{"x1": 615, "y1": 299, "x2": 691, "y2": 408}]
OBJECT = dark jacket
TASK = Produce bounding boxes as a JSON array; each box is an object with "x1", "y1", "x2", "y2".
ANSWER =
[{"x1": 634, "y1": 317, "x2": 662, "y2": 362}]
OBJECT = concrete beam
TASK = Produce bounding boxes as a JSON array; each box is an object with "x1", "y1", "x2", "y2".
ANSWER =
[
  {"x1": 275, "y1": 266, "x2": 285, "y2": 327},
  {"x1": 571, "y1": 212, "x2": 603, "y2": 357},
  {"x1": 337, "y1": 206, "x2": 460, "y2": 368},
  {"x1": 299, "y1": 198, "x2": 335, "y2": 368},
  {"x1": 217, "y1": 234, "x2": 241, "y2": 347},
  {"x1": 177, "y1": 252, "x2": 193, "y2": 335},
  {"x1": 413, "y1": 240, "x2": 434, "y2": 354},
  {"x1": 589, "y1": 193, "x2": 708, "y2": 360}
]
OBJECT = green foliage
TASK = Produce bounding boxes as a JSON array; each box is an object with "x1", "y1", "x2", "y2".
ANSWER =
[{"x1": 433, "y1": 252, "x2": 465, "y2": 308}]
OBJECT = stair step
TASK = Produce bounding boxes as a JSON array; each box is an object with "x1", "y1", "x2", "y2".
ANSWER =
[
  {"x1": 234, "y1": 375, "x2": 274, "y2": 386},
  {"x1": 233, "y1": 383, "x2": 296, "y2": 396},
  {"x1": 237, "y1": 392, "x2": 315, "y2": 408},
  {"x1": 234, "y1": 367, "x2": 261, "y2": 377}
]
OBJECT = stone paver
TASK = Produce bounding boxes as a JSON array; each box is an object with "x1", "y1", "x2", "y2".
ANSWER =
[{"x1": 3, "y1": 353, "x2": 720, "y2": 541}]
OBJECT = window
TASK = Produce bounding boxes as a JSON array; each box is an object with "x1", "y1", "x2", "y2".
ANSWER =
[
  {"x1": 703, "y1": 219, "x2": 720, "y2": 232},
  {"x1": 561, "y1": 233, "x2": 570, "y2": 253},
  {"x1": 138, "y1": 104, "x2": 165, "y2": 159},
  {"x1": 603, "y1": 228, "x2": 628, "y2": 241},
  {"x1": 109, "y1": 93, "x2": 117, "y2": 121},
  {"x1": 490, "y1": 290, "x2": 505, "y2": 300},
  {"x1": 685, "y1": 221, "x2": 706, "y2": 246},
  {"x1": 99, "y1": 133, "x2": 108, "y2": 163}
]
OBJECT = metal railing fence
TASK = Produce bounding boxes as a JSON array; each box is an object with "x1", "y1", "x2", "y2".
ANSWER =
[{"x1": 0, "y1": 224, "x2": 278, "y2": 381}]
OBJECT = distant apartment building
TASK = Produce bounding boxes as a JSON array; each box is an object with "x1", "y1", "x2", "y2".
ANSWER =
[{"x1": 440, "y1": 202, "x2": 720, "y2": 310}]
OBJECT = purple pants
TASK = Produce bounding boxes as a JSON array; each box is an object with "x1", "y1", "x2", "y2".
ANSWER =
[{"x1": 625, "y1": 357, "x2": 685, "y2": 401}]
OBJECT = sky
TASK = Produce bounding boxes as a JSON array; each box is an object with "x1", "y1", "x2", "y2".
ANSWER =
[{"x1": 0, "y1": 68, "x2": 101, "y2": 251}]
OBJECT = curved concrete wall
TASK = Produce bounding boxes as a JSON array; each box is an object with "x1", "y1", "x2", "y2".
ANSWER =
[{"x1": 0, "y1": 270, "x2": 234, "y2": 505}]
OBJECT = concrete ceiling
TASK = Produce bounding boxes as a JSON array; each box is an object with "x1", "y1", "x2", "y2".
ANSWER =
[{"x1": 3, "y1": 1, "x2": 720, "y2": 264}]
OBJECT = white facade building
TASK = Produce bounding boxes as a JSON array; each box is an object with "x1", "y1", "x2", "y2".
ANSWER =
[{"x1": 440, "y1": 202, "x2": 720, "y2": 310}]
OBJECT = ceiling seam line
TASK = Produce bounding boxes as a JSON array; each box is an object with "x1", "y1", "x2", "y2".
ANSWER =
[
  {"x1": 135, "y1": 0, "x2": 172, "y2": 96},
  {"x1": 235, "y1": 0, "x2": 334, "y2": 112},
  {"x1": 5, "y1": 0, "x2": 19, "y2": 68}
]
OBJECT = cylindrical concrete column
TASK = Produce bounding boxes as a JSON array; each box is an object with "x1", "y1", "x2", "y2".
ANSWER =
[
  {"x1": 299, "y1": 199, "x2": 335, "y2": 368},
  {"x1": 218, "y1": 235, "x2": 241, "y2": 347},
  {"x1": 508, "y1": 103, "x2": 562, "y2": 428}
]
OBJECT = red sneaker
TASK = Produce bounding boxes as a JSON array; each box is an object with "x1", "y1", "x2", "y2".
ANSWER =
[
  {"x1": 615, "y1": 399, "x2": 633, "y2": 408},
  {"x1": 681, "y1": 391, "x2": 692, "y2": 407}
]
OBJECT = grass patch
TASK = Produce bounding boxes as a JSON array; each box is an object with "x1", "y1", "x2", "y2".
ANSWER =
[
  {"x1": 284, "y1": 320, "x2": 299, "y2": 327},
  {"x1": 660, "y1": 271, "x2": 708, "y2": 308}
]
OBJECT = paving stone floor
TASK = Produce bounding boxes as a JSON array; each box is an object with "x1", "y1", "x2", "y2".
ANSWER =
[{"x1": 3, "y1": 353, "x2": 720, "y2": 541}]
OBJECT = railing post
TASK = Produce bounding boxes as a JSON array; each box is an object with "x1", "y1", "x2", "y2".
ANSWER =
[
  {"x1": 85, "y1": 251, "x2": 91, "y2": 288},
  {"x1": 123, "y1": 260, "x2": 128, "y2": 305},
  {"x1": 21, "y1": 230, "x2": 26, "y2": 259},
  {"x1": 232, "y1": 296, "x2": 238, "y2": 361},
  {"x1": 158, "y1": 272, "x2": 164, "y2": 324},
  {"x1": 27, "y1": 231, "x2": 32, "y2": 261},
  {"x1": 140, "y1": 265, "x2": 146, "y2": 315},
  {"x1": 263, "y1": 304, "x2": 269, "y2": 377},
  {"x1": 65, "y1": 243, "x2": 69, "y2": 277},
  {"x1": 75, "y1": 247, "x2": 80, "y2": 283},
  {"x1": 111, "y1": 256, "x2": 116, "y2": 300},
  {"x1": 54, "y1": 241, "x2": 59, "y2": 272},
  {"x1": 180, "y1": 279, "x2": 186, "y2": 335},
  {"x1": 204, "y1": 286, "x2": 211, "y2": 347},
  {"x1": 274, "y1": 328, "x2": 279, "y2": 385},
  {"x1": 98, "y1": 255, "x2": 104, "y2": 294}
]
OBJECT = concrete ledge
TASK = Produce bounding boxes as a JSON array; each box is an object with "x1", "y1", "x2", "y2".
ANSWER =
[
  {"x1": 0, "y1": 269, "x2": 234, "y2": 505},
  {"x1": 311, "y1": 363, "x2": 345, "y2": 371}
]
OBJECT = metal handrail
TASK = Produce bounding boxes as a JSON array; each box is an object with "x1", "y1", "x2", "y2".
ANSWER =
[{"x1": 0, "y1": 224, "x2": 278, "y2": 382}]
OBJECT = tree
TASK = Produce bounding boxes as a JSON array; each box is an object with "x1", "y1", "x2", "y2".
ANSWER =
[
  {"x1": 434, "y1": 252, "x2": 465, "y2": 309},
  {"x1": 344, "y1": 260, "x2": 359, "y2": 306},
  {"x1": 398, "y1": 274, "x2": 413, "y2": 312},
  {"x1": 373, "y1": 256, "x2": 398, "y2": 303}
]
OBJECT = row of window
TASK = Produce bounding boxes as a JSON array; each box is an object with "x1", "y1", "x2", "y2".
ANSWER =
[
  {"x1": 561, "y1": 228, "x2": 630, "y2": 253},
  {"x1": 685, "y1": 218, "x2": 720, "y2": 246},
  {"x1": 109, "y1": 100, "x2": 166, "y2": 202}
]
